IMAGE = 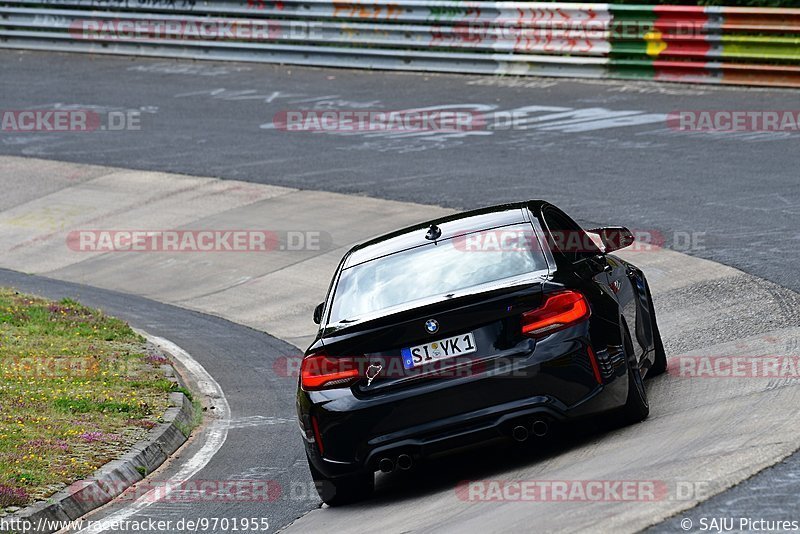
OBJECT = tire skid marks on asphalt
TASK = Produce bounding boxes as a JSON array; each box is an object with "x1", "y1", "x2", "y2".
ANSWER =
[
  {"x1": 226, "y1": 415, "x2": 295, "y2": 429},
  {"x1": 177, "y1": 89, "x2": 668, "y2": 149},
  {"x1": 642, "y1": 273, "x2": 800, "y2": 356},
  {"x1": 261, "y1": 102, "x2": 667, "y2": 148}
]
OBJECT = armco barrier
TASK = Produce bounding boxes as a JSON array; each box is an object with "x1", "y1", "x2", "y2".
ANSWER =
[{"x1": 0, "y1": 1, "x2": 798, "y2": 87}]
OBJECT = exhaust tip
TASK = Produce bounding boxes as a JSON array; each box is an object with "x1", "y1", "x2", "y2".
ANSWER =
[
  {"x1": 397, "y1": 454, "x2": 413, "y2": 470},
  {"x1": 532, "y1": 419, "x2": 549, "y2": 437},
  {"x1": 512, "y1": 425, "x2": 529, "y2": 442},
  {"x1": 378, "y1": 457, "x2": 395, "y2": 473}
]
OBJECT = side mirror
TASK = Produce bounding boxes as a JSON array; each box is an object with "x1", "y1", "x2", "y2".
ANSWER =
[
  {"x1": 588, "y1": 226, "x2": 635, "y2": 253},
  {"x1": 313, "y1": 302, "x2": 325, "y2": 325}
]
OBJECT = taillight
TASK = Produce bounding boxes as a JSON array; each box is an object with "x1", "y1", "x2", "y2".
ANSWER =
[
  {"x1": 522, "y1": 290, "x2": 591, "y2": 338},
  {"x1": 300, "y1": 352, "x2": 360, "y2": 391}
]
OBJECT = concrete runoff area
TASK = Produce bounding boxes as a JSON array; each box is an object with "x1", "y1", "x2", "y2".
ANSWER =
[
  {"x1": 0, "y1": 156, "x2": 799, "y2": 532},
  {"x1": 0, "y1": 156, "x2": 454, "y2": 347}
]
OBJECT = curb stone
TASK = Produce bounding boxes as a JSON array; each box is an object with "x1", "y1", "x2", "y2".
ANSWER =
[{"x1": 1, "y1": 341, "x2": 198, "y2": 534}]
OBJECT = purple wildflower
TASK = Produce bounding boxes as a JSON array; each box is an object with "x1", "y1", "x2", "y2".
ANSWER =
[{"x1": 0, "y1": 484, "x2": 28, "y2": 507}]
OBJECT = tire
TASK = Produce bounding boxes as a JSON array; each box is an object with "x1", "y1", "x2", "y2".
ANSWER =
[
  {"x1": 646, "y1": 290, "x2": 668, "y2": 378},
  {"x1": 619, "y1": 326, "x2": 650, "y2": 425},
  {"x1": 307, "y1": 454, "x2": 374, "y2": 506}
]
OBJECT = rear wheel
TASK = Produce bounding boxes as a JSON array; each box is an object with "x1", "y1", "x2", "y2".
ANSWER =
[
  {"x1": 307, "y1": 454, "x2": 374, "y2": 506},
  {"x1": 619, "y1": 327, "x2": 650, "y2": 425},
  {"x1": 646, "y1": 296, "x2": 668, "y2": 377}
]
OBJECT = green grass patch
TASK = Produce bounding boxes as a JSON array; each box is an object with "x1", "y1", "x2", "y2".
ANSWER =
[
  {"x1": 0, "y1": 288, "x2": 178, "y2": 508},
  {"x1": 53, "y1": 398, "x2": 144, "y2": 415}
]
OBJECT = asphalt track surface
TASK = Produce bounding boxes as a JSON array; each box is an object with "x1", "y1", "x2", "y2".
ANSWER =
[
  {"x1": 2, "y1": 50, "x2": 800, "y2": 531},
  {"x1": 2, "y1": 52, "x2": 800, "y2": 294}
]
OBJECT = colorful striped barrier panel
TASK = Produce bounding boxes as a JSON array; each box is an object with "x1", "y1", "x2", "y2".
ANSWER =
[{"x1": 0, "y1": 1, "x2": 798, "y2": 87}]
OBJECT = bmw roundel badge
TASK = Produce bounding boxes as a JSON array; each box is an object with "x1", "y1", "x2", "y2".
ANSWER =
[{"x1": 424, "y1": 319, "x2": 439, "y2": 334}]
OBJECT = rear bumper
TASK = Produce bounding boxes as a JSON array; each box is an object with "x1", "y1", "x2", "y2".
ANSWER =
[
  {"x1": 306, "y1": 378, "x2": 626, "y2": 478},
  {"x1": 299, "y1": 326, "x2": 630, "y2": 479}
]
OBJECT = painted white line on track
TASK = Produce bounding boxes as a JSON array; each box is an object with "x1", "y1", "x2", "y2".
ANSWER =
[{"x1": 70, "y1": 333, "x2": 231, "y2": 534}]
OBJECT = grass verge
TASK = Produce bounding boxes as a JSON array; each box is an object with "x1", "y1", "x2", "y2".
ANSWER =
[{"x1": 0, "y1": 288, "x2": 178, "y2": 509}]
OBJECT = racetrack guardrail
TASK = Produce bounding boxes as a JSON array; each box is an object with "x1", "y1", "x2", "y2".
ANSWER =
[{"x1": 1, "y1": 1, "x2": 798, "y2": 87}]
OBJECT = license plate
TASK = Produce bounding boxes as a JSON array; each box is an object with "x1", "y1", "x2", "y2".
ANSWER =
[{"x1": 401, "y1": 333, "x2": 477, "y2": 370}]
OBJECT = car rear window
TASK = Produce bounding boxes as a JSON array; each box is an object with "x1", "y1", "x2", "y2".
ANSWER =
[{"x1": 328, "y1": 224, "x2": 548, "y2": 323}]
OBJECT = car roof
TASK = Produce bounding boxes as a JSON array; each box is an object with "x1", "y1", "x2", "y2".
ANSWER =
[{"x1": 343, "y1": 200, "x2": 546, "y2": 269}]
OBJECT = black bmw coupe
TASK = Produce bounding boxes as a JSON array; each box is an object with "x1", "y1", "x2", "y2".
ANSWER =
[{"x1": 297, "y1": 200, "x2": 666, "y2": 505}]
